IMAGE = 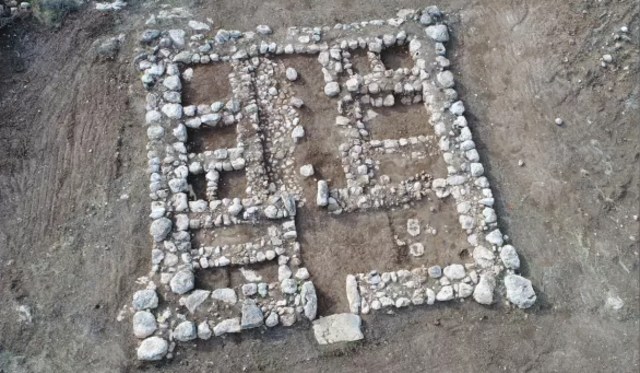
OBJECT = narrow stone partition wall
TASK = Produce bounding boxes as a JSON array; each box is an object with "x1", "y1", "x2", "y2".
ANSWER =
[{"x1": 131, "y1": 6, "x2": 536, "y2": 361}]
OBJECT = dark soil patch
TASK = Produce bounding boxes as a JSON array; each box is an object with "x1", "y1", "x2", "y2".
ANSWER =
[{"x1": 182, "y1": 63, "x2": 234, "y2": 106}]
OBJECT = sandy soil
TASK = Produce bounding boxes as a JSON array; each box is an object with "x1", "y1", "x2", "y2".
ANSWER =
[{"x1": 0, "y1": 1, "x2": 638, "y2": 372}]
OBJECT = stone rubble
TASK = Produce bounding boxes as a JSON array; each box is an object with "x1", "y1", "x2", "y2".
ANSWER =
[{"x1": 130, "y1": 6, "x2": 536, "y2": 359}]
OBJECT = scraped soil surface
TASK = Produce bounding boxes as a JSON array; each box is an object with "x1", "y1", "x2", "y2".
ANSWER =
[{"x1": 0, "y1": 1, "x2": 639, "y2": 372}]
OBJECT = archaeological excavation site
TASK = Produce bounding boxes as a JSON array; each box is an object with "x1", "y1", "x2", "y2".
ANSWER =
[{"x1": 0, "y1": 1, "x2": 638, "y2": 372}]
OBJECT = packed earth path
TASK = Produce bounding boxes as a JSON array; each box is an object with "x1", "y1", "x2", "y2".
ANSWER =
[{"x1": 0, "y1": 1, "x2": 638, "y2": 372}]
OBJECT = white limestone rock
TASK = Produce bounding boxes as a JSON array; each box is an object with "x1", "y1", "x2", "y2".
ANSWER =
[
  {"x1": 436, "y1": 285, "x2": 454, "y2": 301},
  {"x1": 504, "y1": 274, "x2": 536, "y2": 309},
  {"x1": 316, "y1": 180, "x2": 329, "y2": 206},
  {"x1": 409, "y1": 242, "x2": 425, "y2": 257},
  {"x1": 473, "y1": 245, "x2": 495, "y2": 269},
  {"x1": 500, "y1": 245, "x2": 520, "y2": 270},
  {"x1": 443, "y1": 264, "x2": 465, "y2": 280},
  {"x1": 240, "y1": 302, "x2": 264, "y2": 329},
  {"x1": 169, "y1": 270, "x2": 194, "y2": 294},
  {"x1": 449, "y1": 100, "x2": 465, "y2": 116},
  {"x1": 324, "y1": 82, "x2": 340, "y2": 97},
  {"x1": 281, "y1": 279, "x2": 297, "y2": 294},
  {"x1": 436, "y1": 70, "x2": 454, "y2": 88},
  {"x1": 211, "y1": 288, "x2": 238, "y2": 304},
  {"x1": 133, "y1": 311, "x2": 157, "y2": 338},
  {"x1": 214, "y1": 318, "x2": 241, "y2": 336},
  {"x1": 407, "y1": 218, "x2": 421, "y2": 237},
  {"x1": 470, "y1": 162, "x2": 485, "y2": 177},
  {"x1": 425, "y1": 24, "x2": 449, "y2": 42},
  {"x1": 168, "y1": 29, "x2": 186, "y2": 48},
  {"x1": 313, "y1": 313, "x2": 364, "y2": 345},
  {"x1": 150, "y1": 218, "x2": 172, "y2": 242},
  {"x1": 173, "y1": 320, "x2": 196, "y2": 341},
  {"x1": 301, "y1": 281, "x2": 318, "y2": 320},
  {"x1": 485, "y1": 229, "x2": 504, "y2": 246},
  {"x1": 137, "y1": 336, "x2": 168, "y2": 361},
  {"x1": 345, "y1": 274, "x2": 361, "y2": 314},
  {"x1": 473, "y1": 273, "x2": 496, "y2": 305},
  {"x1": 265, "y1": 312, "x2": 279, "y2": 327},
  {"x1": 161, "y1": 103, "x2": 183, "y2": 119},
  {"x1": 163, "y1": 75, "x2": 181, "y2": 91},
  {"x1": 291, "y1": 125, "x2": 305, "y2": 141},
  {"x1": 256, "y1": 24, "x2": 272, "y2": 35},
  {"x1": 286, "y1": 67, "x2": 298, "y2": 81},
  {"x1": 197, "y1": 321, "x2": 212, "y2": 340},
  {"x1": 184, "y1": 289, "x2": 210, "y2": 313},
  {"x1": 132, "y1": 289, "x2": 158, "y2": 310},
  {"x1": 300, "y1": 164, "x2": 314, "y2": 178},
  {"x1": 188, "y1": 20, "x2": 210, "y2": 31},
  {"x1": 457, "y1": 282, "x2": 474, "y2": 298}
]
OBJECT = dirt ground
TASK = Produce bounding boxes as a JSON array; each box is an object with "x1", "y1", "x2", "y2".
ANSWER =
[{"x1": 0, "y1": 1, "x2": 638, "y2": 372}]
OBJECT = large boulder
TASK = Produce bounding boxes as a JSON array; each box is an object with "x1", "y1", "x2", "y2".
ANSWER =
[
  {"x1": 504, "y1": 274, "x2": 536, "y2": 308},
  {"x1": 313, "y1": 313, "x2": 364, "y2": 345}
]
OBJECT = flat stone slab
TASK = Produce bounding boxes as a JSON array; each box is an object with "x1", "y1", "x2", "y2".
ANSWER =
[{"x1": 312, "y1": 313, "x2": 364, "y2": 345}]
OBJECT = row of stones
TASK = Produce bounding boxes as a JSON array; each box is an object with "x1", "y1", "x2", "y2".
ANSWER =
[
  {"x1": 135, "y1": 6, "x2": 447, "y2": 73},
  {"x1": 133, "y1": 278, "x2": 317, "y2": 361},
  {"x1": 134, "y1": 7, "x2": 536, "y2": 358},
  {"x1": 313, "y1": 23, "x2": 449, "y2": 213},
  {"x1": 188, "y1": 220, "x2": 298, "y2": 269},
  {"x1": 306, "y1": 11, "x2": 537, "y2": 312},
  {"x1": 136, "y1": 9, "x2": 334, "y2": 360}
]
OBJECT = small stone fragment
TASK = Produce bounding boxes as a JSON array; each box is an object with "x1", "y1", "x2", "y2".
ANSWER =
[
  {"x1": 286, "y1": 67, "x2": 298, "y2": 81},
  {"x1": 184, "y1": 289, "x2": 210, "y2": 313},
  {"x1": 473, "y1": 273, "x2": 496, "y2": 305},
  {"x1": 211, "y1": 288, "x2": 238, "y2": 304},
  {"x1": 500, "y1": 245, "x2": 520, "y2": 270},
  {"x1": 407, "y1": 218, "x2": 421, "y2": 237},
  {"x1": 188, "y1": 20, "x2": 210, "y2": 31},
  {"x1": 300, "y1": 164, "x2": 314, "y2": 178},
  {"x1": 197, "y1": 321, "x2": 212, "y2": 340},
  {"x1": 436, "y1": 285, "x2": 454, "y2": 301},
  {"x1": 409, "y1": 242, "x2": 425, "y2": 257},
  {"x1": 256, "y1": 24, "x2": 272, "y2": 35},
  {"x1": 173, "y1": 321, "x2": 196, "y2": 341},
  {"x1": 214, "y1": 318, "x2": 242, "y2": 336}
]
